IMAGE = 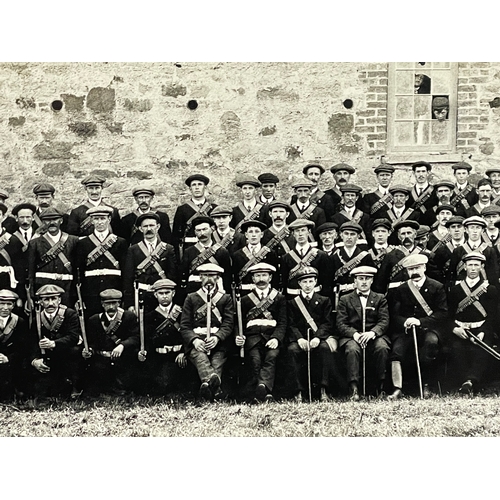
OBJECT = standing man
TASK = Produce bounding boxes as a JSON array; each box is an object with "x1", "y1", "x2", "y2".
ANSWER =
[
  {"x1": 234, "y1": 263, "x2": 287, "y2": 402},
  {"x1": 409, "y1": 161, "x2": 436, "y2": 217},
  {"x1": 31, "y1": 183, "x2": 68, "y2": 234},
  {"x1": 257, "y1": 172, "x2": 279, "y2": 227},
  {"x1": 67, "y1": 176, "x2": 120, "y2": 237},
  {"x1": 481, "y1": 206, "x2": 500, "y2": 246},
  {"x1": 325, "y1": 163, "x2": 356, "y2": 213},
  {"x1": 367, "y1": 218, "x2": 396, "y2": 271},
  {"x1": 0, "y1": 189, "x2": 20, "y2": 235},
  {"x1": 210, "y1": 205, "x2": 246, "y2": 256},
  {"x1": 120, "y1": 185, "x2": 172, "y2": 245},
  {"x1": 180, "y1": 263, "x2": 234, "y2": 401},
  {"x1": 427, "y1": 205, "x2": 455, "y2": 255},
  {"x1": 231, "y1": 177, "x2": 264, "y2": 232},
  {"x1": 172, "y1": 174, "x2": 217, "y2": 259},
  {"x1": 485, "y1": 167, "x2": 500, "y2": 205},
  {"x1": 450, "y1": 162, "x2": 478, "y2": 214},
  {"x1": 337, "y1": 266, "x2": 390, "y2": 400},
  {"x1": 362, "y1": 164, "x2": 395, "y2": 221},
  {"x1": 423, "y1": 180, "x2": 464, "y2": 226},
  {"x1": 388, "y1": 254, "x2": 448, "y2": 399},
  {"x1": 465, "y1": 179, "x2": 493, "y2": 217},
  {"x1": 315, "y1": 222, "x2": 338, "y2": 256}
]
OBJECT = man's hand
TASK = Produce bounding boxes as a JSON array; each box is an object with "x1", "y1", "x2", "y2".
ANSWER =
[
  {"x1": 138, "y1": 350, "x2": 147, "y2": 362},
  {"x1": 82, "y1": 348, "x2": 93, "y2": 359},
  {"x1": 404, "y1": 317, "x2": 421, "y2": 329},
  {"x1": 359, "y1": 331, "x2": 376, "y2": 347},
  {"x1": 128, "y1": 306, "x2": 136, "y2": 314},
  {"x1": 39, "y1": 337, "x2": 56, "y2": 350},
  {"x1": 453, "y1": 327, "x2": 468, "y2": 340},
  {"x1": 111, "y1": 344, "x2": 124, "y2": 359},
  {"x1": 0, "y1": 353, "x2": 9, "y2": 364},
  {"x1": 309, "y1": 337, "x2": 320, "y2": 349},
  {"x1": 32, "y1": 358, "x2": 50, "y2": 373},
  {"x1": 175, "y1": 353, "x2": 187, "y2": 368},
  {"x1": 470, "y1": 331, "x2": 485, "y2": 343},
  {"x1": 297, "y1": 338, "x2": 309, "y2": 351},
  {"x1": 266, "y1": 338, "x2": 279, "y2": 350},
  {"x1": 325, "y1": 337, "x2": 338, "y2": 353},
  {"x1": 235, "y1": 335, "x2": 246, "y2": 347},
  {"x1": 193, "y1": 338, "x2": 208, "y2": 353},
  {"x1": 204, "y1": 336, "x2": 219, "y2": 350},
  {"x1": 353, "y1": 332, "x2": 362, "y2": 344}
]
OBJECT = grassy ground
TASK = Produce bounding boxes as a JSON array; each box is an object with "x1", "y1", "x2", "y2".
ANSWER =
[{"x1": 2, "y1": 393, "x2": 500, "y2": 437}]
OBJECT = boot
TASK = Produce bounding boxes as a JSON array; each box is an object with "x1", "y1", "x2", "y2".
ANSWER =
[
  {"x1": 388, "y1": 361, "x2": 403, "y2": 401},
  {"x1": 349, "y1": 381, "x2": 360, "y2": 402},
  {"x1": 320, "y1": 386, "x2": 330, "y2": 402}
]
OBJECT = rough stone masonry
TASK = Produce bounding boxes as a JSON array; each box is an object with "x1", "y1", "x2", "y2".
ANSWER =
[{"x1": 1, "y1": 62, "x2": 500, "y2": 217}]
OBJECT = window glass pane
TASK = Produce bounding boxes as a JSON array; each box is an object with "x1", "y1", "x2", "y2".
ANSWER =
[
  {"x1": 396, "y1": 62, "x2": 413, "y2": 69},
  {"x1": 395, "y1": 71, "x2": 413, "y2": 94},
  {"x1": 431, "y1": 120, "x2": 450, "y2": 145},
  {"x1": 394, "y1": 122, "x2": 413, "y2": 145},
  {"x1": 395, "y1": 96, "x2": 413, "y2": 119},
  {"x1": 414, "y1": 95, "x2": 431, "y2": 118},
  {"x1": 414, "y1": 121, "x2": 430, "y2": 145},
  {"x1": 431, "y1": 71, "x2": 451, "y2": 94},
  {"x1": 432, "y1": 62, "x2": 450, "y2": 69}
]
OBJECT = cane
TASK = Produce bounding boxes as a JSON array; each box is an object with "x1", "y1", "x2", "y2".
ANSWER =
[
  {"x1": 306, "y1": 327, "x2": 312, "y2": 403},
  {"x1": 412, "y1": 324, "x2": 424, "y2": 399},
  {"x1": 362, "y1": 305, "x2": 366, "y2": 397}
]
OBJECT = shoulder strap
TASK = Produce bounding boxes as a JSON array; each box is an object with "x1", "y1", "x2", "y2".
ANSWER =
[{"x1": 293, "y1": 296, "x2": 318, "y2": 333}]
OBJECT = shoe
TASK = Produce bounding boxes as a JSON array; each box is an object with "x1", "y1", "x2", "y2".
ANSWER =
[
  {"x1": 199, "y1": 382, "x2": 211, "y2": 400},
  {"x1": 208, "y1": 373, "x2": 221, "y2": 394},
  {"x1": 255, "y1": 383, "x2": 267, "y2": 401},
  {"x1": 349, "y1": 383, "x2": 360, "y2": 402},
  {"x1": 264, "y1": 394, "x2": 275, "y2": 403},
  {"x1": 213, "y1": 389, "x2": 224, "y2": 401},
  {"x1": 376, "y1": 390, "x2": 387, "y2": 400},
  {"x1": 423, "y1": 384, "x2": 432, "y2": 398},
  {"x1": 459, "y1": 380, "x2": 473, "y2": 395},
  {"x1": 320, "y1": 387, "x2": 330, "y2": 402},
  {"x1": 293, "y1": 392, "x2": 302, "y2": 403},
  {"x1": 70, "y1": 389, "x2": 83, "y2": 399},
  {"x1": 388, "y1": 388, "x2": 402, "y2": 401}
]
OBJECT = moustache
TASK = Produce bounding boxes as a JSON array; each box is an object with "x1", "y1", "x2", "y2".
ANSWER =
[
  {"x1": 255, "y1": 280, "x2": 267, "y2": 286},
  {"x1": 145, "y1": 230, "x2": 154, "y2": 235},
  {"x1": 402, "y1": 237, "x2": 412, "y2": 245},
  {"x1": 410, "y1": 273, "x2": 421, "y2": 279}
]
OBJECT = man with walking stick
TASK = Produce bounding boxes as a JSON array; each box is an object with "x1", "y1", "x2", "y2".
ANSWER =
[
  {"x1": 337, "y1": 266, "x2": 390, "y2": 400},
  {"x1": 388, "y1": 254, "x2": 448, "y2": 400}
]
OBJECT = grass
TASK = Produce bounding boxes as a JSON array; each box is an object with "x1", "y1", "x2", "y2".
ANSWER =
[{"x1": 1, "y1": 393, "x2": 500, "y2": 437}]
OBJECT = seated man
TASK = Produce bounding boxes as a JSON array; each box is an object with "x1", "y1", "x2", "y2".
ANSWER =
[
  {"x1": 83, "y1": 289, "x2": 140, "y2": 395},
  {"x1": 286, "y1": 266, "x2": 338, "y2": 402},
  {"x1": 180, "y1": 263, "x2": 234, "y2": 401},
  {"x1": 235, "y1": 263, "x2": 287, "y2": 402},
  {"x1": 388, "y1": 254, "x2": 448, "y2": 400},
  {"x1": 337, "y1": 266, "x2": 390, "y2": 400}
]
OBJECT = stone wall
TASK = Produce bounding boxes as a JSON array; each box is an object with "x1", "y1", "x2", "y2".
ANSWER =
[{"x1": 1, "y1": 62, "x2": 500, "y2": 217}]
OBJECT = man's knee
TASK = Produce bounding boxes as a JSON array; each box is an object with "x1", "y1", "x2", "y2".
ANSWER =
[{"x1": 344, "y1": 339, "x2": 361, "y2": 356}]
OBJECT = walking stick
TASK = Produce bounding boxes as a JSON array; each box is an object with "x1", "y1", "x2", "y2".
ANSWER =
[
  {"x1": 412, "y1": 324, "x2": 424, "y2": 399},
  {"x1": 306, "y1": 327, "x2": 312, "y2": 403},
  {"x1": 362, "y1": 305, "x2": 366, "y2": 397},
  {"x1": 206, "y1": 284, "x2": 212, "y2": 355}
]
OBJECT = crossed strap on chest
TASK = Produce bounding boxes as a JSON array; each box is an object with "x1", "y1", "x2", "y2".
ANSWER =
[
  {"x1": 238, "y1": 245, "x2": 272, "y2": 280},
  {"x1": 338, "y1": 209, "x2": 364, "y2": 225},
  {"x1": 456, "y1": 280, "x2": 489, "y2": 316},
  {"x1": 267, "y1": 227, "x2": 292, "y2": 253},
  {"x1": 334, "y1": 250, "x2": 368, "y2": 279},
  {"x1": 13, "y1": 230, "x2": 30, "y2": 252},
  {"x1": 101, "y1": 308, "x2": 124, "y2": 344},
  {"x1": 412, "y1": 186, "x2": 433, "y2": 213},
  {"x1": 38, "y1": 233, "x2": 72, "y2": 271},
  {"x1": 0, "y1": 314, "x2": 19, "y2": 344},
  {"x1": 136, "y1": 241, "x2": 169, "y2": 278},
  {"x1": 310, "y1": 190, "x2": 325, "y2": 204},
  {"x1": 234, "y1": 202, "x2": 263, "y2": 231},
  {"x1": 389, "y1": 247, "x2": 420, "y2": 280},
  {"x1": 184, "y1": 201, "x2": 212, "y2": 234},
  {"x1": 369, "y1": 246, "x2": 394, "y2": 268},
  {"x1": 371, "y1": 192, "x2": 393, "y2": 214},
  {"x1": 430, "y1": 232, "x2": 452, "y2": 254},
  {"x1": 33, "y1": 212, "x2": 43, "y2": 230},
  {"x1": 213, "y1": 229, "x2": 235, "y2": 249},
  {"x1": 80, "y1": 202, "x2": 100, "y2": 231},
  {"x1": 86, "y1": 234, "x2": 120, "y2": 267},
  {"x1": 291, "y1": 202, "x2": 317, "y2": 221},
  {"x1": 246, "y1": 289, "x2": 278, "y2": 322},
  {"x1": 0, "y1": 232, "x2": 12, "y2": 265},
  {"x1": 288, "y1": 248, "x2": 319, "y2": 280},
  {"x1": 194, "y1": 290, "x2": 223, "y2": 323},
  {"x1": 293, "y1": 296, "x2": 318, "y2": 333},
  {"x1": 407, "y1": 280, "x2": 433, "y2": 317},
  {"x1": 155, "y1": 304, "x2": 182, "y2": 333},
  {"x1": 492, "y1": 192, "x2": 500, "y2": 206},
  {"x1": 457, "y1": 243, "x2": 489, "y2": 277},
  {"x1": 387, "y1": 208, "x2": 415, "y2": 224},
  {"x1": 42, "y1": 305, "x2": 67, "y2": 333},
  {"x1": 189, "y1": 243, "x2": 222, "y2": 273},
  {"x1": 451, "y1": 184, "x2": 473, "y2": 210}
]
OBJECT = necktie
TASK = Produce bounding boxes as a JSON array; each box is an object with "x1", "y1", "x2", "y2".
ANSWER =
[
  {"x1": 358, "y1": 293, "x2": 369, "y2": 299},
  {"x1": 24, "y1": 231, "x2": 29, "y2": 242},
  {"x1": 417, "y1": 188, "x2": 422, "y2": 196}
]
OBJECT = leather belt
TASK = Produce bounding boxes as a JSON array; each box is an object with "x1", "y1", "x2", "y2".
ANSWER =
[
  {"x1": 455, "y1": 320, "x2": 485, "y2": 329},
  {"x1": 247, "y1": 319, "x2": 277, "y2": 328},
  {"x1": 156, "y1": 345, "x2": 182, "y2": 354},
  {"x1": 388, "y1": 281, "x2": 404, "y2": 289},
  {"x1": 184, "y1": 237, "x2": 198, "y2": 243},
  {"x1": 36, "y1": 272, "x2": 73, "y2": 281},
  {"x1": 85, "y1": 269, "x2": 121, "y2": 277},
  {"x1": 193, "y1": 327, "x2": 219, "y2": 335}
]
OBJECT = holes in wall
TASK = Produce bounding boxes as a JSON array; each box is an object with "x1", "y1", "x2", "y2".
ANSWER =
[
  {"x1": 51, "y1": 100, "x2": 63, "y2": 111},
  {"x1": 343, "y1": 99, "x2": 353, "y2": 109},
  {"x1": 187, "y1": 100, "x2": 198, "y2": 110}
]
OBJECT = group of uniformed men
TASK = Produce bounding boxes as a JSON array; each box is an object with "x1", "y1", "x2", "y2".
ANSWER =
[{"x1": 1, "y1": 160, "x2": 500, "y2": 402}]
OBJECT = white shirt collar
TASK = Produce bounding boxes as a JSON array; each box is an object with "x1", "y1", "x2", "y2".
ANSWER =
[
  {"x1": 94, "y1": 229, "x2": 110, "y2": 241},
  {"x1": 45, "y1": 231, "x2": 62, "y2": 244},
  {"x1": 88, "y1": 198, "x2": 102, "y2": 207},
  {"x1": 465, "y1": 276, "x2": 481, "y2": 288},
  {"x1": 244, "y1": 199, "x2": 257, "y2": 211},
  {"x1": 300, "y1": 291, "x2": 314, "y2": 301},
  {"x1": 255, "y1": 286, "x2": 271, "y2": 299},
  {"x1": 411, "y1": 276, "x2": 426, "y2": 288},
  {"x1": 297, "y1": 201, "x2": 310, "y2": 211}
]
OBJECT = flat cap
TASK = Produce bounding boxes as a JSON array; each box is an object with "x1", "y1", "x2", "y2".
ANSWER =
[
  {"x1": 393, "y1": 219, "x2": 419, "y2": 232},
  {"x1": 185, "y1": 174, "x2": 210, "y2": 186},
  {"x1": 330, "y1": 163, "x2": 355, "y2": 174},
  {"x1": 0, "y1": 203, "x2": 7, "y2": 216},
  {"x1": 477, "y1": 178, "x2": 492, "y2": 188},
  {"x1": 136, "y1": 212, "x2": 160, "y2": 225},
  {"x1": 389, "y1": 185, "x2": 411, "y2": 195},
  {"x1": 296, "y1": 266, "x2": 318, "y2": 281},
  {"x1": 236, "y1": 176, "x2": 261, "y2": 188},
  {"x1": 36, "y1": 284, "x2": 65, "y2": 297},
  {"x1": 210, "y1": 206, "x2": 233, "y2": 217},
  {"x1": 86, "y1": 205, "x2": 113, "y2": 217},
  {"x1": 485, "y1": 168, "x2": 500, "y2": 176},
  {"x1": 432, "y1": 96, "x2": 449, "y2": 109},
  {"x1": 445, "y1": 216, "x2": 465, "y2": 227},
  {"x1": 33, "y1": 183, "x2": 55, "y2": 195},
  {"x1": 247, "y1": 263, "x2": 276, "y2": 274},
  {"x1": 316, "y1": 222, "x2": 338, "y2": 236},
  {"x1": 434, "y1": 180, "x2": 455, "y2": 190},
  {"x1": 12, "y1": 202, "x2": 36, "y2": 216},
  {"x1": 99, "y1": 289, "x2": 123, "y2": 302},
  {"x1": 292, "y1": 180, "x2": 314, "y2": 190},
  {"x1": 411, "y1": 161, "x2": 432, "y2": 171},
  {"x1": 303, "y1": 163, "x2": 325, "y2": 175},
  {"x1": 416, "y1": 225, "x2": 431, "y2": 238},
  {"x1": 0, "y1": 189, "x2": 9, "y2": 200},
  {"x1": 339, "y1": 221, "x2": 363, "y2": 234},
  {"x1": 481, "y1": 205, "x2": 500, "y2": 216},
  {"x1": 463, "y1": 215, "x2": 486, "y2": 227},
  {"x1": 350, "y1": 266, "x2": 378, "y2": 277},
  {"x1": 240, "y1": 220, "x2": 267, "y2": 232},
  {"x1": 401, "y1": 253, "x2": 428, "y2": 269},
  {"x1": 39, "y1": 207, "x2": 64, "y2": 220},
  {"x1": 435, "y1": 204, "x2": 455, "y2": 215},
  {"x1": 371, "y1": 218, "x2": 392, "y2": 231},
  {"x1": 132, "y1": 186, "x2": 155, "y2": 197},
  {"x1": 81, "y1": 175, "x2": 105, "y2": 187},
  {"x1": 374, "y1": 164, "x2": 395, "y2": 174},
  {"x1": 150, "y1": 279, "x2": 177, "y2": 292},
  {"x1": 452, "y1": 162, "x2": 472, "y2": 172},
  {"x1": 258, "y1": 173, "x2": 279, "y2": 184},
  {"x1": 0, "y1": 289, "x2": 19, "y2": 302},
  {"x1": 191, "y1": 216, "x2": 215, "y2": 228},
  {"x1": 340, "y1": 183, "x2": 362, "y2": 194},
  {"x1": 196, "y1": 263, "x2": 224, "y2": 275},
  {"x1": 289, "y1": 219, "x2": 315, "y2": 230},
  {"x1": 268, "y1": 200, "x2": 291, "y2": 211},
  {"x1": 462, "y1": 251, "x2": 486, "y2": 263}
]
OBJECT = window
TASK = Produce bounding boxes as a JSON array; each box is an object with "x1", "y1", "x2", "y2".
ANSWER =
[{"x1": 387, "y1": 62, "x2": 458, "y2": 154}]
